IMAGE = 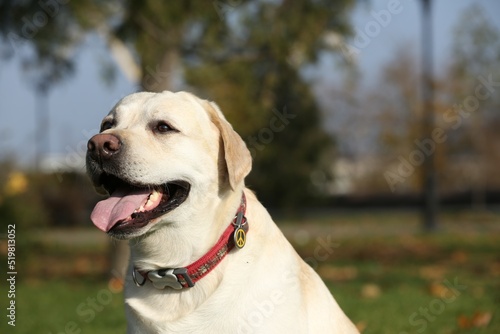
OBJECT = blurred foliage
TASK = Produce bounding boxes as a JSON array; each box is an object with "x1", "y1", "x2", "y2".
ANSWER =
[
  {"x1": 181, "y1": 1, "x2": 353, "y2": 205},
  {"x1": 0, "y1": 160, "x2": 100, "y2": 227},
  {"x1": 0, "y1": 0, "x2": 356, "y2": 207},
  {"x1": 0, "y1": 161, "x2": 48, "y2": 228},
  {"x1": 444, "y1": 4, "x2": 500, "y2": 202},
  {"x1": 450, "y1": 5, "x2": 500, "y2": 83},
  {"x1": 4, "y1": 2, "x2": 497, "y2": 205},
  {"x1": 319, "y1": 4, "x2": 500, "y2": 197}
]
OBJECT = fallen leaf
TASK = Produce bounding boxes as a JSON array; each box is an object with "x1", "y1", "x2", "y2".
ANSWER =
[
  {"x1": 457, "y1": 314, "x2": 471, "y2": 329},
  {"x1": 361, "y1": 283, "x2": 382, "y2": 299},
  {"x1": 0, "y1": 240, "x2": 7, "y2": 256},
  {"x1": 108, "y1": 277, "x2": 124, "y2": 293},
  {"x1": 74, "y1": 256, "x2": 92, "y2": 275},
  {"x1": 419, "y1": 265, "x2": 447, "y2": 280},
  {"x1": 428, "y1": 282, "x2": 449, "y2": 298},
  {"x1": 472, "y1": 311, "x2": 492, "y2": 328},
  {"x1": 318, "y1": 265, "x2": 358, "y2": 281},
  {"x1": 450, "y1": 250, "x2": 468, "y2": 263},
  {"x1": 355, "y1": 321, "x2": 367, "y2": 333},
  {"x1": 490, "y1": 263, "x2": 500, "y2": 277},
  {"x1": 457, "y1": 311, "x2": 492, "y2": 329}
]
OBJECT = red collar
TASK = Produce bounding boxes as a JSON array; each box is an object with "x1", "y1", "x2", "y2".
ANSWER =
[{"x1": 132, "y1": 193, "x2": 248, "y2": 290}]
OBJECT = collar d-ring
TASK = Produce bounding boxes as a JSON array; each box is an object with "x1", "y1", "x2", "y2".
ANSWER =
[{"x1": 132, "y1": 268, "x2": 147, "y2": 287}]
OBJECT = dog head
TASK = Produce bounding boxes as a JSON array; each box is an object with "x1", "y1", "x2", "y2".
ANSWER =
[{"x1": 86, "y1": 91, "x2": 251, "y2": 239}]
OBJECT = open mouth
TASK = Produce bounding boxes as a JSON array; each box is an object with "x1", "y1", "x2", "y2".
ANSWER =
[{"x1": 90, "y1": 174, "x2": 190, "y2": 236}]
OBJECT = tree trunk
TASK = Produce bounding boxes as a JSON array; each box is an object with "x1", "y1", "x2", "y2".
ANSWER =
[
  {"x1": 141, "y1": 49, "x2": 180, "y2": 92},
  {"x1": 420, "y1": 0, "x2": 438, "y2": 231}
]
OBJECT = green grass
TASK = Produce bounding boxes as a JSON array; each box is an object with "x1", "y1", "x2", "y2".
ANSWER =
[
  {"x1": 293, "y1": 232, "x2": 500, "y2": 334},
  {"x1": 1, "y1": 279, "x2": 126, "y2": 334},
  {"x1": 1, "y1": 210, "x2": 499, "y2": 333},
  {"x1": 329, "y1": 258, "x2": 498, "y2": 333}
]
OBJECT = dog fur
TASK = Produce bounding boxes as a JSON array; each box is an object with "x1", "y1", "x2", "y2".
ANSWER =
[{"x1": 87, "y1": 91, "x2": 359, "y2": 333}]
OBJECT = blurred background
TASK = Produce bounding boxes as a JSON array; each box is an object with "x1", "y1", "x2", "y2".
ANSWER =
[{"x1": 0, "y1": 0, "x2": 499, "y2": 333}]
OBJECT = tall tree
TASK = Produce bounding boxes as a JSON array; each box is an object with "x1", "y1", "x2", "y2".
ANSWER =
[
  {"x1": 446, "y1": 4, "x2": 500, "y2": 209},
  {"x1": 0, "y1": 0, "x2": 355, "y2": 207},
  {"x1": 186, "y1": 1, "x2": 354, "y2": 206},
  {"x1": 420, "y1": 0, "x2": 437, "y2": 231}
]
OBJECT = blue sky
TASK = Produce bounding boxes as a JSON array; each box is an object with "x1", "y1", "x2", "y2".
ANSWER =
[{"x1": 0, "y1": 0, "x2": 499, "y2": 169}]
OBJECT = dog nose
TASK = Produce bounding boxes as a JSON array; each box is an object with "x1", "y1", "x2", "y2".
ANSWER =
[{"x1": 87, "y1": 133, "x2": 122, "y2": 159}]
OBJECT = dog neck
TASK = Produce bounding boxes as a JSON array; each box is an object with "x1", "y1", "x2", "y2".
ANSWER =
[{"x1": 128, "y1": 185, "x2": 246, "y2": 273}]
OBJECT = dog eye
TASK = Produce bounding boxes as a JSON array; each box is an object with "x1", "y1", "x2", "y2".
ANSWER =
[
  {"x1": 155, "y1": 122, "x2": 174, "y2": 133},
  {"x1": 100, "y1": 120, "x2": 114, "y2": 132}
]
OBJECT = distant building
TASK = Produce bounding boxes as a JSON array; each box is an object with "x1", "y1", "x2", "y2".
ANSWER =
[{"x1": 329, "y1": 156, "x2": 381, "y2": 195}]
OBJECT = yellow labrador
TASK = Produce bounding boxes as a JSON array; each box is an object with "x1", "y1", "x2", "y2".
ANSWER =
[{"x1": 86, "y1": 91, "x2": 359, "y2": 333}]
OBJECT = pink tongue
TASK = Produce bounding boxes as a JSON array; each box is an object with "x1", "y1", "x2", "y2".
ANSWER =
[{"x1": 91, "y1": 187, "x2": 152, "y2": 232}]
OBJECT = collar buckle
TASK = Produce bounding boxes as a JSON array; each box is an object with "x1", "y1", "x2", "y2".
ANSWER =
[{"x1": 147, "y1": 267, "x2": 194, "y2": 290}]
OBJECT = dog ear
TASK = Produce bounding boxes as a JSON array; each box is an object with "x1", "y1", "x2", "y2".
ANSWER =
[{"x1": 202, "y1": 100, "x2": 252, "y2": 190}]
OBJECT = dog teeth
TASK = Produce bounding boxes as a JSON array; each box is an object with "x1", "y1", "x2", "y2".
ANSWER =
[
  {"x1": 132, "y1": 190, "x2": 161, "y2": 216},
  {"x1": 144, "y1": 190, "x2": 161, "y2": 210},
  {"x1": 150, "y1": 190, "x2": 161, "y2": 202}
]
